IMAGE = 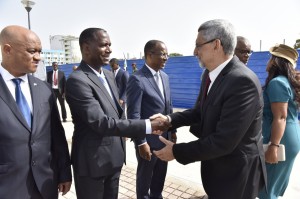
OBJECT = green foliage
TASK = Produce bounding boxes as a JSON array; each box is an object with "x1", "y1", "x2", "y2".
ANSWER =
[
  {"x1": 169, "y1": 53, "x2": 183, "y2": 57},
  {"x1": 294, "y1": 39, "x2": 300, "y2": 49}
]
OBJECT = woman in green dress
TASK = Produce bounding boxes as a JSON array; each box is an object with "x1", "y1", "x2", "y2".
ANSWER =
[{"x1": 259, "y1": 44, "x2": 300, "y2": 199}]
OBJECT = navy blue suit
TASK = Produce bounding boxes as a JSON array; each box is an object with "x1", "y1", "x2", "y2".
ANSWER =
[
  {"x1": 114, "y1": 68, "x2": 129, "y2": 104},
  {"x1": 127, "y1": 65, "x2": 176, "y2": 199}
]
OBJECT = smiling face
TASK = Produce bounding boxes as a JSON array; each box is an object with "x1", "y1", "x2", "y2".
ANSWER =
[
  {"x1": 0, "y1": 26, "x2": 42, "y2": 77},
  {"x1": 82, "y1": 30, "x2": 112, "y2": 69}
]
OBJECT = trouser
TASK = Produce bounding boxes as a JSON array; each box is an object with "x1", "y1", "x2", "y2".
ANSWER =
[{"x1": 53, "y1": 89, "x2": 67, "y2": 120}]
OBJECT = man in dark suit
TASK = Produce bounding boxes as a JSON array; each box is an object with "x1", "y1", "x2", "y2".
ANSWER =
[
  {"x1": 0, "y1": 25, "x2": 72, "y2": 199},
  {"x1": 109, "y1": 58, "x2": 129, "y2": 109},
  {"x1": 126, "y1": 40, "x2": 176, "y2": 199},
  {"x1": 47, "y1": 62, "x2": 67, "y2": 122},
  {"x1": 65, "y1": 27, "x2": 166, "y2": 199},
  {"x1": 152, "y1": 19, "x2": 267, "y2": 199}
]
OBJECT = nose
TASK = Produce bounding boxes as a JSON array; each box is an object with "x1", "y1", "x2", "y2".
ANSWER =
[
  {"x1": 193, "y1": 47, "x2": 198, "y2": 56},
  {"x1": 33, "y1": 52, "x2": 41, "y2": 61}
]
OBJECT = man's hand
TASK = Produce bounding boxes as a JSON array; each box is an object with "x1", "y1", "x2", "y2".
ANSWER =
[
  {"x1": 153, "y1": 136, "x2": 175, "y2": 161},
  {"x1": 119, "y1": 99, "x2": 124, "y2": 106},
  {"x1": 58, "y1": 181, "x2": 72, "y2": 196},
  {"x1": 150, "y1": 113, "x2": 171, "y2": 135},
  {"x1": 138, "y1": 143, "x2": 152, "y2": 161}
]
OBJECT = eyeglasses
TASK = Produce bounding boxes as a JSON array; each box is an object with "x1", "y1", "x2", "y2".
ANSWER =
[
  {"x1": 235, "y1": 48, "x2": 253, "y2": 55},
  {"x1": 195, "y1": 39, "x2": 217, "y2": 49},
  {"x1": 150, "y1": 52, "x2": 169, "y2": 58}
]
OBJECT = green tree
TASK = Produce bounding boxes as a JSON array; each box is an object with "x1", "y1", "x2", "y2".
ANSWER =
[
  {"x1": 169, "y1": 53, "x2": 183, "y2": 57},
  {"x1": 294, "y1": 39, "x2": 300, "y2": 49}
]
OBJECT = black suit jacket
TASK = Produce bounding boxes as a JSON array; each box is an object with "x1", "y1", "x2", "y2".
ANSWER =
[
  {"x1": 66, "y1": 61, "x2": 146, "y2": 178},
  {"x1": 115, "y1": 68, "x2": 129, "y2": 102},
  {"x1": 47, "y1": 70, "x2": 66, "y2": 95},
  {"x1": 0, "y1": 74, "x2": 71, "y2": 199},
  {"x1": 169, "y1": 56, "x2": 267, "y2": 199}
]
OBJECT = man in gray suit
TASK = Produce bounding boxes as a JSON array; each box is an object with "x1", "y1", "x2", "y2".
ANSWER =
[
  {"x1": 0, "y1": 25, "x2": 72, "y2": 199},
  {"x1": 65, "y1": 28, "x2": 166, "y2": 199},
  {"x1": 127, "y1": 40, "x2": 176, "y2": 199},
  {"x1": 152, "y1": 19, "x2": 266, "y2": 199}
]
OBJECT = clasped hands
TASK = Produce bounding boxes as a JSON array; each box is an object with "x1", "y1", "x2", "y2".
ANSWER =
[
  {"x1": 150, "y1": 113, "x2": 171, "y2": 135},
  {"x1": 148, "y1": 113, "x2": 175, "y2": 161}
]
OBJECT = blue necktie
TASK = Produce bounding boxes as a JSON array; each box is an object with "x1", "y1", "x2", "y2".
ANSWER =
[
  {"x1": 99, "y1": 74, "x2": 113, "y2": 99},
  {"x1": 12, "y1": 78, "x2": 32, "y2": 128}
]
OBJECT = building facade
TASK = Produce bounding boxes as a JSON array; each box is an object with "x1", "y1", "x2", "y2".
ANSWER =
[{"x1": 49, "y1": 35, "x2": 81, "y2": 64}]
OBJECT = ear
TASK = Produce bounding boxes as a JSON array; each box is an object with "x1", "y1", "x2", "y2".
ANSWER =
[{"x1": 2, "y1": 44, "x2": 12, "y2": 55}]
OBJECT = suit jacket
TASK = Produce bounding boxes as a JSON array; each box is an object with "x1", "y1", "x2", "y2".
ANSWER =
[
  {"x1": 115, "y1": 68, "x2": 129, "y2": 102},
  {"x1": 169, "y1": 57, "x2": 267, "y2": 199},
  {"x1": 47, "y1": 70, "x2": 66, "y2": 95},
  {"x1": 65, "y1": 61, "x2": 146, "y2": 178},
  {"x1": 127, "y1": 65, "x2": 175, "y2": 149},
  {"x1": 0, "y1": 74, "x2": 71, "y2": 199}
]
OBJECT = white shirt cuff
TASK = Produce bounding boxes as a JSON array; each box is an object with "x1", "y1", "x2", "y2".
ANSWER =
[{"x1": 145, "y1": 119, "x2": 151, "y2": 134}]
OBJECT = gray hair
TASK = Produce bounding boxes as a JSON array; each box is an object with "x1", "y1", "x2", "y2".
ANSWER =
[{"x1": 198, "y1": 19, "x2": 236, "y2": 55}]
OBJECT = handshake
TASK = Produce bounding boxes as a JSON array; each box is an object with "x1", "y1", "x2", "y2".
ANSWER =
[{"x1": 150, "y1": 113, "x2": 172, "y2": 135}]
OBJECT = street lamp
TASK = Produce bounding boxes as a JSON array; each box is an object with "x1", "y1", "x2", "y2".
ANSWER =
[{"x1": 21, "y1": 0, "x2": 35, "y2": 30}]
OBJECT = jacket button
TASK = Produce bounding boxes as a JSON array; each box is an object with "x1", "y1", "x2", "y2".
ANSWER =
[{"x1": 32, "y1": 161, "x2": 36, "y2": 166}]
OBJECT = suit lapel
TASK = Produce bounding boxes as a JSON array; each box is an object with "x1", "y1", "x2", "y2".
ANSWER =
[
  {"x1": 0, "y1": 74, "x2": 31, "y2": 132},
  {"x1": 28, "y1": 75, "x2": 40, "y2": 133},
  {"x1": 80, "y1": 63, "x2": 120, "y2": 117}
]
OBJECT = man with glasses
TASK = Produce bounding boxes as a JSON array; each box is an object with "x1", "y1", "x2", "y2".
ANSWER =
[
  {"x1": 152, "y1": 19, "x2": 266, "y2": 199},
  {"x1": 127, "y1": 40, "x2": 177, "y2": 199},
  {"x1": 234, "y1": 36, "x2": 253, "y2": 65}
]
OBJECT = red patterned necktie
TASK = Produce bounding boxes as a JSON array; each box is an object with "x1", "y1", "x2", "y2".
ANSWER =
[{"x1": 203, "y1": 73, "x2": 211, "y2": 101}]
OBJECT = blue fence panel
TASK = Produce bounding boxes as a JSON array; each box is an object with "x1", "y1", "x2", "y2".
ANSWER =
[{"x1": 46, "y1": 50, "x2": 300, "y2": 109}]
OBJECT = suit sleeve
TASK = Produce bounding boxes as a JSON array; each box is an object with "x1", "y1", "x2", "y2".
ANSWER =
[
  {"x1": 120, "y1": 71, "x2": 129, "y2": 102},
  {"x1": 66, "y1": 73, "x2": 146, "y2": 138},
  {"x1": 49, "y1": 86, "x2": 72, "y2": 183},
  {"x1": 126, "y1": 74, "x2": 147, "y2": 145},
  {"x1": 172, "y1": 74, "x2": 261, "y2": 164}
]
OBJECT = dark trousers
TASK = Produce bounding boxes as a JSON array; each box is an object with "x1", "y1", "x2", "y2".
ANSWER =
[
  {"x1": 74, "y1": 171, "x2": 121, "y2": 199},
  {"x1": 53, "y1": 89, "x2": 67, "y2": 120},
  {"x1": 136, "y1": 149, "x2": 168, "y2": 199}
]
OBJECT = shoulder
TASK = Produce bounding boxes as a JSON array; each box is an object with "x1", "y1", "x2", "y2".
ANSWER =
[{"x1": 268, "y1": 76, "x2": 290, "y2": 91}]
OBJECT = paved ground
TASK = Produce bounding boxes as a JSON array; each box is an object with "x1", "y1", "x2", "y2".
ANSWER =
[{"x1": 58, "y1": 105, "x2": 300, "y2": 199}]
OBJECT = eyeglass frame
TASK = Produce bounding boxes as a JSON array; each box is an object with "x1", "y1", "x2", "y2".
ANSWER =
[
  {"x1": 150, "y1": 51, "x2": 169, "y2": 58},
  {"x1": 235, "y1": 48, "x2": 253, "y2": 55},
  {"x1": 195, "y1": 39, "x2": 218, "y2": 50}
]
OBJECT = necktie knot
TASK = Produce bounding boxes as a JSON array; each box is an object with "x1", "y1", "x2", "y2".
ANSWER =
[{"x1": 12, "y1": 78, "x2": 22, "y2": 86}]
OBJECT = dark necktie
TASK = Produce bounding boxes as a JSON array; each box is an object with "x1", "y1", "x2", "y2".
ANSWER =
[
  {"x1": 12, "y1": 78, "x2": 32, "y2": 128},
  {"x1": 203, "y1": 73, "x2": 211, "y2": 100}
]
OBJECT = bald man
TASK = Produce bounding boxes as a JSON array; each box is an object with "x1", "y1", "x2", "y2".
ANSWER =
[
  {"x1": 0, "y1": 25, "x2": 72, "y2": 199},
  {"x1": 234, "y1": 36, "x2": 252, "y2": 65}
]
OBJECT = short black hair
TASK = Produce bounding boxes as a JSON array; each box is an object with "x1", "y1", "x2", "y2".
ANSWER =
[
  {"x1": 144, "y1": 40, "x2": 163, "y2": 59},
  {"x1": 79, "y1": 28, "x2": 106, "y2": 48},
  {"x1": 52, "y1": 62, "x2": 58, "y2": 65},
  {"x1": 109, "y1": 58, "x2": 119, "y2": 65}
]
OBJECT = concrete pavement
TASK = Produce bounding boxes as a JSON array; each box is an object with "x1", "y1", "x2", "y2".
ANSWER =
[{"x1": 58, "y1": 105, "x2": 300, "y2": 199}]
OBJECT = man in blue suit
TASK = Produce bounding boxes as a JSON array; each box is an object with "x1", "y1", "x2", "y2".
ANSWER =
[
  {"x1": 127, "y1": 40, "x2": 177, "y2": 199},
  {"x1": 109, "y1": 58, "x2": 129, "y2": 109}
]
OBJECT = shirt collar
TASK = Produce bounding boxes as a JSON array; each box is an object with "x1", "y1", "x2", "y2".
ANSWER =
[
  {"x1": 87, "y1": 65, "x2": 104, "y2": 78},
  {"x1": 145, "y1": 63, "x2": 159, "y2": 76},
  {"x1": 209, "y1": 56, "x2": 233, "y2": 83}
]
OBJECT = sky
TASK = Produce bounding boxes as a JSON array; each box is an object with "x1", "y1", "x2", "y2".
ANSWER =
[{"x1": 1, "y1": 0, "x2": 300, "y2": 59}]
